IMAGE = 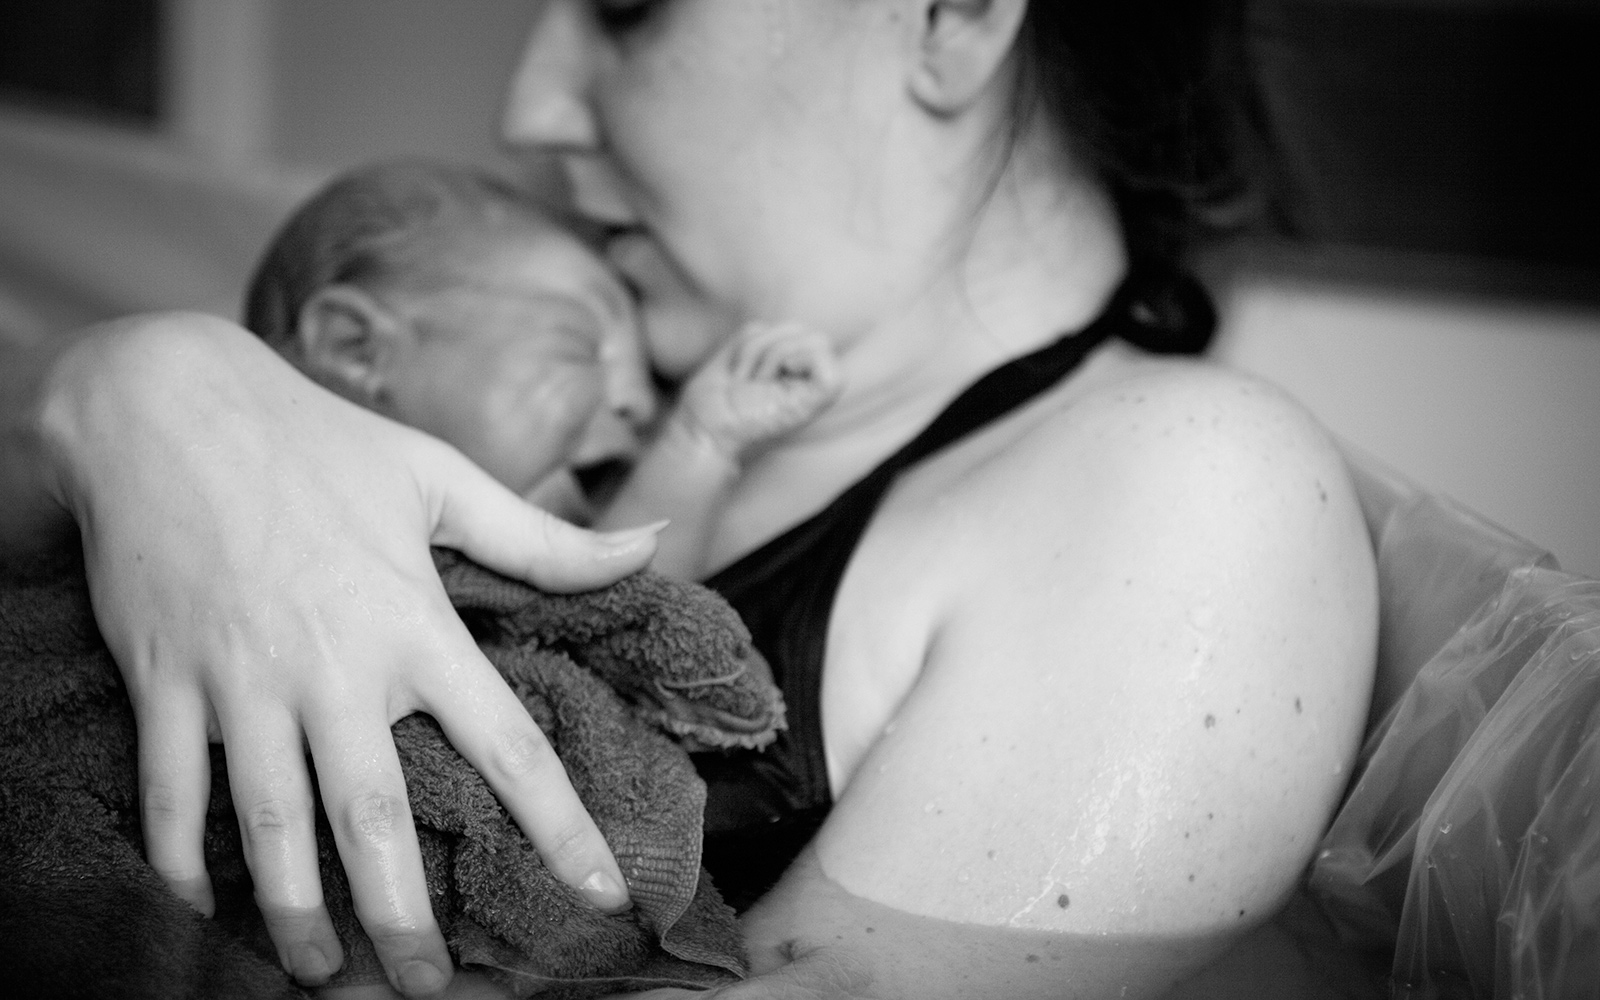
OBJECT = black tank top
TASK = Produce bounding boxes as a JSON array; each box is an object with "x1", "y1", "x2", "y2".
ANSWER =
[{"x1": 693, "y1": 269, "x2": 1214, "y2": 910}]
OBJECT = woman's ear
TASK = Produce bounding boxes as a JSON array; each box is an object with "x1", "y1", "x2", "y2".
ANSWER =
[
  {"x1": 908, "y1": 0, "x2": 1029, "y2": 115},
  {"x1": 296, "y1": 284, "x2": 404, "y2": 407}
]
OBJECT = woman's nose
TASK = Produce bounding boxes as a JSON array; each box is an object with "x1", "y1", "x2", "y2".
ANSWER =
[{"x1": 502, "y1": 0, "x2": 597, "y2": 152}]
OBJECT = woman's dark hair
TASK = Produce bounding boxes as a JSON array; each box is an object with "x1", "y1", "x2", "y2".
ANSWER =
[
  {"x1": 243, "y1": 160, "x2": 539, "y2": 356},
  {"x1": 1015, "y1": 0, "x2": 1280, "y2": 269}
]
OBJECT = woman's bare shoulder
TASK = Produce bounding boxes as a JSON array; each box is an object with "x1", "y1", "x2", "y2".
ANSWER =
[
  {"x1": 887, "y1": 357, "x2": 1366, "y2": 595},
  {"x1": 820, "y1": 357, "x2": 1378, "y2": 939},
  {"x1": 1000, "y1": 358, "x2": 1349, "y2": 496}
]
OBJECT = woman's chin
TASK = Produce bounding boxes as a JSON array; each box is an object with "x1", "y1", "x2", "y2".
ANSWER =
[{"x1": 605, "y1": 231, "x2": 739, "y2": 379}]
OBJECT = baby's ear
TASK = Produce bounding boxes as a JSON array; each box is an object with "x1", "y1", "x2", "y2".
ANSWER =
[
  {"x1": 297, "y1": 284, "x2": 401, "y2": 407},
  {"x1": 907, "y1": 0, "x2": 1028, "y2": 115}
]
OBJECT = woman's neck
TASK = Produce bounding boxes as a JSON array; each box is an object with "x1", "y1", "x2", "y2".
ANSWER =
[
  {"x1": 704, "y1": 140, "x2": 1128, "y2": 570},
  {"x1": 783, "y1": 128, "x2": 1126, "y2": 454}
]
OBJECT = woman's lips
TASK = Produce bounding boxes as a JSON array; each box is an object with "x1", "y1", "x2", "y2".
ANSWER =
[
  {"x1": 604, "y1": 230, "x2": 657, "y2": 282},
  {"x1": 605, "y1": 230, "x2": 693, "y2": 305}
]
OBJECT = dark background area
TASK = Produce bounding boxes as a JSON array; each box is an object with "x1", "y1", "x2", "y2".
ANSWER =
[
  {"x1": 1249, "y1": 0, "x2": 1600, "y2": 300},
  {"x1": 1, "y1": 0, "x2": 1596, "y2": 298},
  {"x1": 0, "y1": 0, "x2": 159, "y2": 122}
]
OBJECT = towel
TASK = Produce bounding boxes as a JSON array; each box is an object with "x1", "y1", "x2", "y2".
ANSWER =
[{"x1": 0, "y1": 545, "x2": 785, "y2": 999}]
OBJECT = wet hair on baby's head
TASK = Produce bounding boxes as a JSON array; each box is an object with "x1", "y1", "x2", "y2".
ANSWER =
[{"x1": 243, "y1": 159, "x2": 550, "y2": 356}]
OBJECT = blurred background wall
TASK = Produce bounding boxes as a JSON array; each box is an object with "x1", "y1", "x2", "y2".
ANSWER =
[{"x1": 1, "y1": 0, "x2": 1596, "y2": 577}]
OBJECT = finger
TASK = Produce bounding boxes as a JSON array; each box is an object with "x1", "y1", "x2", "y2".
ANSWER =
[
  {"x1": 224, "y1": 708, "x2": 345, "y2": 986},
  {"x1": 419, "y1": 439, "x2": 661, "y2": 591},
  {"x1": 783, "y1": 334, "x2": 842, "y2": 393},
  {"x1": 751, "y1": 328, "x2": 834, "y2": 383},
  {"x1": 419, "y1": 651, "x2": 630, "y2": 913},
  {"x1": 733, "y1": 322, "x2": 802, "y2": 371},
  {"x1": 307, "y1": 708, "x2": 453, "y2": 999},
  {"x1": 136, "y1": 689, "x2": 216, "y2": 916}
]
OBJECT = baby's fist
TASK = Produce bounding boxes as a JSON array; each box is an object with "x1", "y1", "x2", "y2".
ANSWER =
[{"x1": 677, "y1": 320, "x2": 842, "y2": 459}]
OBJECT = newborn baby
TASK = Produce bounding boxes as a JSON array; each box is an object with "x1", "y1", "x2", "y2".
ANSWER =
[{"x1": 244, "y1": 160, "x2": 839, "y2": 578}]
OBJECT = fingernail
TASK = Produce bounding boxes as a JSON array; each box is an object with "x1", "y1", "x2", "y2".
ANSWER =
[
  {"x1": 581, "y1": 870, "x2": 631, "y2": 913},
  {"x1": 395, "y1": 958, "x2": 449, "y2": 997},
  {"x1": 598, "y1": 520, "x2": 669, "y2": 547},
  {"x1": 288, "y1": 942, "x2": 334, "y2": 985},
  {"x1": 174, "y1": 876, "x2": 216, "y2": 918}
]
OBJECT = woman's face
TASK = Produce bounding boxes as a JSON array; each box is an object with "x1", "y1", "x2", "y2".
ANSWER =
[
  {"x1": 379, "y1": 217, "x2": 656, "y2": 508},
  {"x1": 501, "y1": 0, "x2": 960, "y2": 376}
]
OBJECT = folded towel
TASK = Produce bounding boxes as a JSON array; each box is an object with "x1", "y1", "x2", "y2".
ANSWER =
[{"x1": 0, "y1": 546, "x2": 785, "y2": 999}]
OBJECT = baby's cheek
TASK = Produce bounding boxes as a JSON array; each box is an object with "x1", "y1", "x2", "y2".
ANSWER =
[{"x1": 481, "y1": 371, "x2": 604, "y2": 494}]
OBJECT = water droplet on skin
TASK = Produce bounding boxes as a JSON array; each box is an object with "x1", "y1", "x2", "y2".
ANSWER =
[{"x1": 1438, "y1": 822, "x2": 1452, "y2": 835}]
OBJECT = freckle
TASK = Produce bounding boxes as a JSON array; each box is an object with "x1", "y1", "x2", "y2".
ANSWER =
[
  {"x1": 1026, "y1": 954, "x2": 1040, "y2": 963},
  {"x1": 1057, "y1": 894, "x2": 1070, "y2": 909},
  {"x1": 1204, "y1": 714, "x2": 1215, "y2": 729},
  {"x1": 1208, "y1": 812, "x2": 1215, "y2": 821},
  {"x1": 865, "y1": 927, "x2": 875, "y2": 934},
  {"x1": 1238, "y1": 909, "x2": 1246, "y2": 918},
  {"x1": 987, "y1": 849, "x2": 996, "y2": 859},
  {"x1": 1184, "y1": 831, "x2": 1190, "y2": 839},
  {"x1": 1188, "y1": 874, "x2": 1195, "y2": 882},
  {"x1": 1294, "y1": 697, "x2": 1302, "y2": 713}
]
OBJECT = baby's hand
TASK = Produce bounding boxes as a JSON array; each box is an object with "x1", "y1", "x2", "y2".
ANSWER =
[{"x1": 674, "y1": 320, "x2": 842, "y2": 461}]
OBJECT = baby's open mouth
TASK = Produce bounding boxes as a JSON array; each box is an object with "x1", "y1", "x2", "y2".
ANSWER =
[{"x1": 573, "y1": 456, "x2": 632, "y2": 512}]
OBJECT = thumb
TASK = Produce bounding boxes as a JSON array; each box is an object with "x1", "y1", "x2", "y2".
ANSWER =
[{"x1": 420, "y1": 439, "x2": 662, "y2": 592}]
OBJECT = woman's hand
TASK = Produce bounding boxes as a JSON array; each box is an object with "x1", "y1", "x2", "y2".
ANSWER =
[{"x1": 32, "y1": 313, "x2": 657, "y2": 997}]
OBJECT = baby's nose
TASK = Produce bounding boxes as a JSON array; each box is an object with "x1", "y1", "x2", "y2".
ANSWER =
[{"x1": 602, "y1": 343, "x2": 660, "y2": 430}]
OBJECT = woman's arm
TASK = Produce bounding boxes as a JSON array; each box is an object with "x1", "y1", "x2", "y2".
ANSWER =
[
  {"x1": 679, "y1": 365, "x2": 1378, "y2": 999},
  {"x1": 1, "y1": 313, "x2": 659, "y2": 996}
]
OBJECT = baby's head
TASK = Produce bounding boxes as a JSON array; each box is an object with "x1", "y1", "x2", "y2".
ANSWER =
[{"x1": 244, "y1": 160, "x2": 654, "y2": 508}]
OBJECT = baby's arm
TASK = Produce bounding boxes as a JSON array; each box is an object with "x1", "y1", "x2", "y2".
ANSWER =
[{"x1": 599, "y1": 321, "x2": 841, "y2": 579}]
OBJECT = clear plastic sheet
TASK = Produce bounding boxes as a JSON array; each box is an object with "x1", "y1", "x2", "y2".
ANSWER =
[{"x1": 1311, "y1": 450, "x2": 1600, "y2": 999}]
